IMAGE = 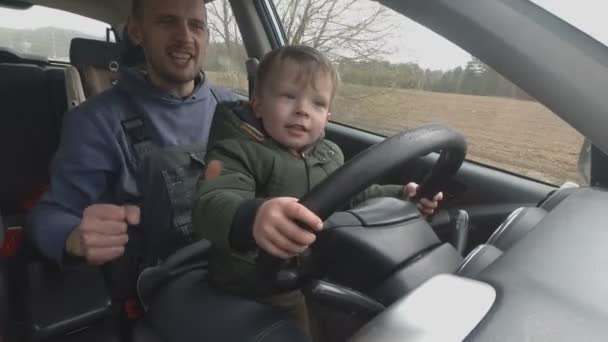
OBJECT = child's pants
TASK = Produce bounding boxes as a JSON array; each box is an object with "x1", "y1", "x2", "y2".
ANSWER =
[{"x1": 257, "y1": 290, "x2": 313, "y2": 338}]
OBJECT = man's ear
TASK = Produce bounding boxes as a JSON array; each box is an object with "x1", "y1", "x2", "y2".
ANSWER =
[{"x1": 126, "y1": 16, "x2": 143, "y2": 46}]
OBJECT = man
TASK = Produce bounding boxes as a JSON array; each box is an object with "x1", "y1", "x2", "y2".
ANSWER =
[{"x1": 27, "y1": 0, "x2": 233, "y2": 266}]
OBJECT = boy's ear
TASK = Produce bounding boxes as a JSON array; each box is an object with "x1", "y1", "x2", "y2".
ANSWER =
[
  {"x1": 326, "y1": 112, "x2": 332, "y2": 122},
  {"x1": 250, "y1": 96, "x2": 263, "y2": 118},
  {"x1": 127, "y1": 16, "x2": 143, "y2": 46}
]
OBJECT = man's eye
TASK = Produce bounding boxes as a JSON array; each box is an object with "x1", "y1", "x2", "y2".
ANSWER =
[
  {"x1": 157, "y1": 17, "x2": 175, "y2": 25},
  {"x1": 190, "y1": 21, "x2": 207, "y2": 31}
]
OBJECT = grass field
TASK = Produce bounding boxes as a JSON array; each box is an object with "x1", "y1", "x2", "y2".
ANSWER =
[{"x1": 208, "y1": 72, "x2": 584, "y2": 185}]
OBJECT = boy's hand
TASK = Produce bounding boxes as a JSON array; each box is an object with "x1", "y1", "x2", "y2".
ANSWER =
[
  {"x1": 253, "y1": 197, "x2": 323, "y2": 259},
  {"x1": 404, "y1": 182, "x2": 443, "y2": 217}
]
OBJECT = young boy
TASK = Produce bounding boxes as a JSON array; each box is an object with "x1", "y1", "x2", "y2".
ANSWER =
[{"x1": 192, "y1": 46, "x2": 441, "y2": 333}]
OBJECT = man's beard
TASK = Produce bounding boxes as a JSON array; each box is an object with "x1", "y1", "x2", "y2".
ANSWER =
[{"x1": 148, "y1": 54, "x2": 201, "y2": 86}]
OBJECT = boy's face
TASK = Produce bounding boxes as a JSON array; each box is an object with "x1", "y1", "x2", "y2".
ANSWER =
[{"x1": 252, "y1": 60, "x2": 333, "y2": 154}]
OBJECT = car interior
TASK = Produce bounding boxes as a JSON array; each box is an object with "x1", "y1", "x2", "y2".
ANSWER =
[{"x1": 2, "y1": 0, "x2": 608, "y2": 341}]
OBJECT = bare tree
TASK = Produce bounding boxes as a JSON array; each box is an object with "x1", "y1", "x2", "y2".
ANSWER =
[
  {"x1": 276, "y1": 0, "x2": 395, "y2": 61},
  {"x1": 207, "y1": 0, "x2": 395, "y2": 61},
  {"x1": 207, "y1": 0, "x2": 241, "y2": 48}
]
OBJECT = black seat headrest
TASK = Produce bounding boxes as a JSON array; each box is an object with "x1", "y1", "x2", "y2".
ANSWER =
[
  {"x1": 0, "y1": 48, "x2": 48, "y2": 65},
  {"x1": 69, "y1": 38, "x2": 121, "y2": 71},
  {"x1": 119, "y1": 27, "x2": 146, "y2": 67}
]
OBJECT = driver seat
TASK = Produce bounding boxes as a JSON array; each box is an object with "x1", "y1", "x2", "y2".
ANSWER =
[
  {"x1": 133, "y1": 268, "x2": 308, "y2": 342},
  {"x1": 130, "y1": 239, "x2": 309, "y2": 341}
]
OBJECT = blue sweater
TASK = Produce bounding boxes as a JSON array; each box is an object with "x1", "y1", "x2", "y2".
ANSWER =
[{"x1": 27, "y1": 68, "x2": 234, "y2": 264}]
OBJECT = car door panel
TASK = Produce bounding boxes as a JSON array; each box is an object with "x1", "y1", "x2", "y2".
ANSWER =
[{"x1": 326, "y1": 121, "x2": 554, "y2": 243}]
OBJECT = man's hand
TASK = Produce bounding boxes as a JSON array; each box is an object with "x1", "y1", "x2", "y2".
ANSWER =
[
  {"x1": 404, "y1": 182, "x2": 443, "y2": 217},
  {"x1": 253, "y1": 197, "x2": 323, "y2": 259},
  {"x1": 65, "y1": 204, "x2": 140, "y2": 265}
]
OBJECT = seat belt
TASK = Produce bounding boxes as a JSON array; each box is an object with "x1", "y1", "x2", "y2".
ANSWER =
[
  {"x1": 105, "y1": 83, "x2": 229, "y2": 304},
  {"x1": 246, "y1": 58, "x2": 259, "y2": 99}
]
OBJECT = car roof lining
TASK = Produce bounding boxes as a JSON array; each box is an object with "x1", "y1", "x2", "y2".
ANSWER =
[
  {"x1": 0, "y1": 0, "x2": 32, "y2": 9},
  {"x1": 3, "y1": 0, "x2": 216, "y2": 28}
]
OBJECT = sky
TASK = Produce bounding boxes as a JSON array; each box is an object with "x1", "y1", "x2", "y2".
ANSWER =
[
  {"x1": 381, "y1": 0, "x2": 608, "y2": 70},
  {"x1": 0, "y1": 0, "x2": 606, "y2": 70},
  {"x1": 0, "y1": 5, "x2": 109, "y2": 38}
]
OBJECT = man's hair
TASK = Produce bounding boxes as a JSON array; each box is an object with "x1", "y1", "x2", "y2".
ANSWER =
[
  {"x1": 131, "y1": 0, "x2": 144, "y2": 18},
  {"x1": 254, "y1": 45, "x2": 339, "y2": 101}
]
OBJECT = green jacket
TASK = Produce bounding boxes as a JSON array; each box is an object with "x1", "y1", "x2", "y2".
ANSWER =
[{"x1": 192, "y1": 101, "x2": 404, "y2": 295}]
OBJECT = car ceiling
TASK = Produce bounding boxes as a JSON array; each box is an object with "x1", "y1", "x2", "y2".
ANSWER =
[
  {"x1": 12, "y1": 0, "x2": 216, "y2": 27},
  {"x1": 20, "y1": 0, "x2": 129, "y2": 27}
]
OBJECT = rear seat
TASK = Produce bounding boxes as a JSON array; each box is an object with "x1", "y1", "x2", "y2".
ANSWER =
[
  {"x1": 0, "y1": 49, "x2": 68, "y2": 341},
  {"x1": 0, "y1": 38, "x2": 125, "y2": 218},
  {"x1": 0, "y1": 47, "x2": 122, "y2": 342},
  {"x1": 0, "y1": 56, "x2": 65, "y2": 219},
  {"x1": 0, "y1": 58, "x2": 65, "y2": 256}
]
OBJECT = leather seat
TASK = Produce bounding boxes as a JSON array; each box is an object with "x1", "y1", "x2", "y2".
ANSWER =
[
  {"x1": 134, "y1": 270, "x2": 309, "y2": 342},
  {"x1": 0, "y1": 52, "x2": 91, "y2": 342},
  {"x1": 0, "y1": 61, "x2": 64, "y2": 214},
  {"x1": 0, "y1": 51, "x2": 120, "y2": 341}
]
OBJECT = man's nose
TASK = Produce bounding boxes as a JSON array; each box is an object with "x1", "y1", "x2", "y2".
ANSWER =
[{"x1": 174, "y1": 20, "x2": 193, "y2": 43}]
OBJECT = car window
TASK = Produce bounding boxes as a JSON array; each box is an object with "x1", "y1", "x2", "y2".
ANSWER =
[
  {"x1": 0, "y1": 5, "x2": 113, "y2": 62},
  {"x1": 205, "y1": 0, "x2": 247, "y2": 94},
  {"x1": 272, "y1": 0, "x2": 585, "y2": 185}
]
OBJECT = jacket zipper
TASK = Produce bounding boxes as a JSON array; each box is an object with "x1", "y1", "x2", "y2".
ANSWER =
[
  {"x1": 301, "y1": 152, "x2": 311, "y2": 191},
  {"x1": 299, "y1": 151, "x2": 311, "y2": 267}
]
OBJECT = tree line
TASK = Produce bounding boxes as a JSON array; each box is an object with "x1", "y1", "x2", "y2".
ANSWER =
[
  {"x1": 206, "y1": 0, "x2": 531, "y2": 101},
  {"x1": 206, "y1": 43, "x2": 532, "y2": 101},
  {"x1": 337, "y1": 57, "x2": 532, "y2": 100}
]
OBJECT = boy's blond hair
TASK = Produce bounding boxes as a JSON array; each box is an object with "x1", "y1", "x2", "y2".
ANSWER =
[{"x1": 253, "y1": 45, "x2": 339, "y2": 102}]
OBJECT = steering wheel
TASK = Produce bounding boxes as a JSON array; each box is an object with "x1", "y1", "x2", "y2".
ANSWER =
[{"x1": 258, "y1": 124, "x2": 467, "y2": 289}]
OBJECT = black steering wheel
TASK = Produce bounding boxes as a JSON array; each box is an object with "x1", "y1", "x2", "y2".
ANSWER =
[{"x1": 258, "y1": 124, "x2": 467, "y2": 288}]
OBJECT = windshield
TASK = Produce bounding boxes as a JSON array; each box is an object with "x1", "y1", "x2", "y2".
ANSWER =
[
  {"x1": 265, "y1": 0, "x2": 593, "y2": 185},
  {"x1": 0, "y1": 5, "x2": 113, "y2": 62}
]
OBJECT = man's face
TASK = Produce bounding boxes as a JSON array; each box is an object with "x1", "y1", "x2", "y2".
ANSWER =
[
  {"x1": 128, "y1": 0, "x2": 208, "y2": 92},
  {"x1": 252, "y1": 60, "x2": 333, "y2": 154}
]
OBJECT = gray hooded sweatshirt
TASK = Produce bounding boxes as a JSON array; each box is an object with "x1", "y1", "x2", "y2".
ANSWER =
[{"x1": 27, "y1": 68, "x2": 236, "y2": 264}]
